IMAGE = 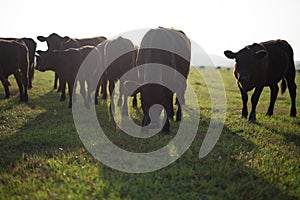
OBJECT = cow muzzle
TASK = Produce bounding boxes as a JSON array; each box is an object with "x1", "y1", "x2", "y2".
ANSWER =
[{"x1": 237, "y1": 76, "x2": 254, "y2": 92}]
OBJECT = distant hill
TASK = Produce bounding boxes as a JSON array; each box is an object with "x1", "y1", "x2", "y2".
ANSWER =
[
  {"x1": 191, "y1": 53, "x2": 234, "y2": 68},
  {"x1": 209, "y1": 54, "x2": 234, "y2": 67},
  {"x1": 192, "y1": 54, "x2": 300, "y2": 69}
]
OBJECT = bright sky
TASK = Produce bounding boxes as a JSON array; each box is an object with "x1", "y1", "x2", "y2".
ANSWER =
[{"x1": 2, "y1": 0, "x2": 300, "y2": 60}]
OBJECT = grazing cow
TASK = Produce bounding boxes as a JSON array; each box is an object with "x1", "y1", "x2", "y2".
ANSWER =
[
  {"x1": 37, "y1": 33, "x2": 106, "y2": 90},
  {"x1": 224, "y1": 40, "x2": 297, "y2": 122},
  {"x1": 0, "y1": 37, "x2": 36, "y2": 89},
  {"x1": 36, "y1": 46, "x2": 101, "y2": 108},
  {"x1": 95, "y1": 37, "x2": 137, "y2": 115},
  {"x1": 0, "y1": 39, "x2": 29, "y2": 102},
  {"x1": 125, "y1": 27, "x2": 191, "y2": 133}
]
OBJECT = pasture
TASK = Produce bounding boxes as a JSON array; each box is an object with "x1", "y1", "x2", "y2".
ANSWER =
[{"x1": 0, "y1": 68, "x2": 299, "y2": 199}]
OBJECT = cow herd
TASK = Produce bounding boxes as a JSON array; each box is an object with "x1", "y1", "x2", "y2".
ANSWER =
[{"x1": 0, "y1": 27, "x2": 297, "y2": 133}]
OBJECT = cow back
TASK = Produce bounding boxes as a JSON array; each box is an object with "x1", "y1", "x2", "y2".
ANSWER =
[
  {"x1": 63, "y1": 36, "x2": 107, "y2": 49},
  {"x1": 104, "y1": 37, "x2": 136, "y2": 81},
  {"x1": 138, "y1": 27, "x2": 191, "y2": 86},
  {"x1": 261, "y1": 40, "x2": 294, "y2": 84}
]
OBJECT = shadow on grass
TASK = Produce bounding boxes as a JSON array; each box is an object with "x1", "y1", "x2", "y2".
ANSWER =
[
  {"x1": 257, "y1": 116, "x2": 300, "y2": 149},
  {"x1": 0, "y1": 91, "x2": 82, "y2": 171},
  {"x1": 98, "y1": 115, "x2": 297, "y2": 199},
  {"x1": 0, "y1": 91, "x2": 297, "y2": 199},
  {"x1": 0, "y1": 90, "x2": 140, "y2": 171}
]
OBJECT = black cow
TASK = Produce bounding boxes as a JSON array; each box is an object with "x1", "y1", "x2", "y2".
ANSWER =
[
  {"x1": 224, "y1": 40, "x2": 297, "y2": 122},
  {"x1": 37, "y1": 33, "x2": 106, "y2": 90},
  {"x1": 36, "y1": 46, "x2": 101, "y2": 108},
  {"x1": 0, "y1": 37, "x2": 36, "y2": 89},
  {"x1": 125, "y1": 27, "x2": 191, "y2": 133},
  {"x1": 95, "y1": 37, "x2": 137, "y2": 115},
  {"x1": 0, "y1": 39, "x2": 29, "y2": 102}
]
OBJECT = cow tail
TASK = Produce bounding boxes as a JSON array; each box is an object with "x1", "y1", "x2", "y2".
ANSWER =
[
  {"x1": 281, "y1": 40, "x2": 296, "y2": 95},
  {"x1": 281, "y1": 79, "x2": 287, "y2": 95}
]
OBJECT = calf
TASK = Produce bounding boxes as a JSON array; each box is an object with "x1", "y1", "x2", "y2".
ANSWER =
[
  {"x1": 36, "y1": 46, "x2": 101, "y2": 108},
  {"x1": 0, "y1": 39, "x2": 29, "y2": 102},
  {"x1": 224, "y1": 40, "x2": 297, "y2": 122}
]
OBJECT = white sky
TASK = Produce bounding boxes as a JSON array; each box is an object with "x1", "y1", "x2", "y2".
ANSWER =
[{"x1": 2, "y1": 0, "x2": 300, "y2": 60}]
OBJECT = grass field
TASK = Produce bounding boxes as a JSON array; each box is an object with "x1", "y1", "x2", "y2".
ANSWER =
[{"x1": 0, "y1": 68, "x2": 299, "y2": 199}]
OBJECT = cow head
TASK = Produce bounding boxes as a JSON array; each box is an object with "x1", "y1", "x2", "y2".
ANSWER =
[
  {"x1": 37, "y1": 33, "x2": 70, "y2": 50},
  {"x1": 35, "y1": 50, "x2": 57, "y2": 72},
  {"x1": 224, "y1": 44, "x2": 267, "y2": 92}
]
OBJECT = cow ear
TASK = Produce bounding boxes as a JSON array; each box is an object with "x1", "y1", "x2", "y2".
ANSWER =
[
  {"x1": 62, "y1": 36, "x2": 70, "y2": 43},
  {"x1": 123, "y1": 81, "x2": 141, "y2": 96},
  {"x1": 37, "y1": 36, "x2": 46, "y2": 42},
  {"x1": 255, "y1": 50, "x2": 267, "y2": 60},
  {"x1": 224, "y1": 50, "x2": 236, "y2": 59}
]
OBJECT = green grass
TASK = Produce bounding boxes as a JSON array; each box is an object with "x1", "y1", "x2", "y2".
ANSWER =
[{"x1": 0, "y1": 68, "x2": 299, "y2": 199}]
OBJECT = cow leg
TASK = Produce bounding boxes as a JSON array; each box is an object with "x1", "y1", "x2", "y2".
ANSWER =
[
  {"x1": 122, "y1": 95, "x2": 129, "y2": 116},
  {"x1": 141, "y1": 107, "x2": 150, "y2": 133},
  {"x1": 68, "y1": 82, "x2": 74, "y2": 108},
  {"x1": 118, "y1": 79, "x2": 124, "y2": 107},
  {"x1": 118, "y1": 79, "x2": 129, "y2": 116},
  {"x1": 101, "y1": 75, "x2": 108, "y2": 100},
  {"x1": 239, "y1": 85, "x2": 248, "y2": 118},
  {"x1": 162, "y1": 118, "x2": 170, "y2": 134},
  {"x1": 86, "y1": 81, "x2": 93, "y2": 104},
  {"x1": 13, "y1": 72, "x2": 25, "y2": 102},
  {"x1": 142, "y1": 112, "x2": 150, "y2": 126},
  {"x1": 141, "y1": 114, "x2": 149, "y2": 133},
  {"x1": 58, "y1": 84, "x2": 62, "y2": 92},
  {"x1": 79, "y1": 81, "x2": 90, "y2": 109},
  {"x1": 54, "y1": 72, "x2": 58, "y2": 89},
  {"x1": 57, "y1": 77, "x2": 63, "y2": 92},
  {"x1": 132, "y1": 93, "x2": 137, "y2": 108},
  {"x1": 177, "y1": 82, "x2": 187, "y2": 105},
  {"x1": 1, "y1": 79, "x2": 10, "y2": 98},
  {"x1": 60, "y1": 80, "x2": 66, "y2": 102},
  {"x1": 176, "y1": 90, "x2": 185, "y2": 122},
  {"x1": 169, "y1": 94, "x2": 174, "y2": 119},
  {"x1": 94, "y1": 80, "x2": 101, "y2": 105},
  {"x1": 109, "y1": 80, "x2": 115, "y2": 114},
  {"x1": 73, "y1": 81, "x2": 78, "y2": 103},
  {"x1": 266, "y1": 84, "x2": 279, "y2": 116},
  {"x1": 176, "y1": 97, "x2": 182, "y2": 122},
  {"x1": 161, "y1": 100, "x2": 171, "y2": 132},
  {"x1": 164, "y1": 89, "x2": 174, "y2": 119},
  {"x1": 287, "y1": 79, "x2": 297, "y2": 117},
  {"x1": 96, "y1": 78, "x2": 102, "y2": 97},
  {"x1": 249, "y1": 86, "x2": 263, "y2": 122},
  {"x1": 23, "y1": 83, "x2": 28, "y2": 102},
  {"x1": 21, "y1": 71, "x2": 29, "y2": 102},
  {"x1": 28, "y1": 65, "x2": 34, "y2": 89}
]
